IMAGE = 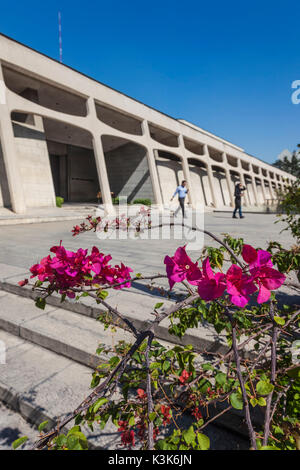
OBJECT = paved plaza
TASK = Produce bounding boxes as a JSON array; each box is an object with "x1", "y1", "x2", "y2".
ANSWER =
[{"x1": 0, "y1": 213, "x2": 294, "y2": 273}]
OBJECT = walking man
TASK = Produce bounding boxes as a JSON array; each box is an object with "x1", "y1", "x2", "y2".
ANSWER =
[
  {"x1": 171, "y1": 180, "x2": 189, "y2": 218},
  {"x1": 232, "y1": 183, "x2": 246, "y2": 219}
]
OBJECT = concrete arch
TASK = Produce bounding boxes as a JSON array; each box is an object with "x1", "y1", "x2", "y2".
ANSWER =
[
  {"x1": 148, "y1": 123, "x2": 179, "y2": 148},
  {"x1": 3, "y1": 65, "x2": 88, "y2": 117},
  {"x1": 95, "y1": 101, "x2": 143, "y2": 136}
]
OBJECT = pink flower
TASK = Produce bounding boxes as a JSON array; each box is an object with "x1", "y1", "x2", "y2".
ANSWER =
[
  {"x1": 226, "y1": 264, "x2": 257, "y2": 307},
  {"x1": 242, "y1": 245, "x2": 285, "y2": 303},
  {"x1": 197, "y1": 258, "x2": 226, "y2": 301},
  {"x1": 29, "y1": 244, "x2": 133, "y2": 295},
  {"x1": 164, "y1": 246, "x2": 202, "y2": 289}
]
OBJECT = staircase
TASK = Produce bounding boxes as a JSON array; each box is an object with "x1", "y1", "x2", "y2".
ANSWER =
[{"x1": 0, "y1": 263, "x2": 250, "y2": 450}]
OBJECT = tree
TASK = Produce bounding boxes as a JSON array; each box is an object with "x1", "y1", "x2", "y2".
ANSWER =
[{"x1": 273, "y1": 144, "x2": 300, "y2": 178}]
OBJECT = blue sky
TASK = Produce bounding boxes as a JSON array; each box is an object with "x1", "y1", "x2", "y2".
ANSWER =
[{"x1": 1, "y1": 0, "x2": 299, "y2": 163}]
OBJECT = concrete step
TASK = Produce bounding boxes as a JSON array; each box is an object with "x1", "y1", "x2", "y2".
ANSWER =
[
  {"x1": 0, "y1": 290, "x2": 134, "y2": 369},
  {"x1": 0, "y1": 329, "x2": 248, "y2": 450},
  {"x1": 0, "y1": 329, "x2": 119, "y2": 449},
  {"x1": 0, "y1": 262, "x2": 229, "y2": 355}
]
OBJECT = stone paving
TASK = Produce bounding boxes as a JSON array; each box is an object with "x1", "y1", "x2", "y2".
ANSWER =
[{"x1": 0, "y1": 212, "x2": 294, "y2": 273}]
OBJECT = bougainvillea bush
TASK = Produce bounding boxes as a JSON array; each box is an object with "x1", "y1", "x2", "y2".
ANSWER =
[{"x1": 14, "y1": 213, "x2": 299, "y2": 451}]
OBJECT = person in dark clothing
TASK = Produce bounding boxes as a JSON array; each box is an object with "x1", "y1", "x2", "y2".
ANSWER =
[{"x1": 232, "y1": 183, "x2": 246, "y2": 219}]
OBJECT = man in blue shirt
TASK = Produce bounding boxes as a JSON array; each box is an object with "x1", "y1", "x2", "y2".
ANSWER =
[{"x1": 171, "y1": 180, "x2": 189, "y2": 218}]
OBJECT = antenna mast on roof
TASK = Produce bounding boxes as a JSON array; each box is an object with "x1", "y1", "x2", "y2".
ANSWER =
[{"x1": 58, "y1": 11, "x2": 63, "y2": 63}]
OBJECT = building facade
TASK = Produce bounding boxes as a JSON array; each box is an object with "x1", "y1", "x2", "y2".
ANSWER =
[{"x1": 0, "y1": 34, "x2": 295, "y2": 214}]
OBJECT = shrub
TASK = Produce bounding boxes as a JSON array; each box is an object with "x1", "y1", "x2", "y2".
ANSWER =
[
  {"x1": 132, "y1": 198, "x2": 151, "y2": 206},
  {"x1": 56, "y1": 196, "x2": 64, "y2": 208}
]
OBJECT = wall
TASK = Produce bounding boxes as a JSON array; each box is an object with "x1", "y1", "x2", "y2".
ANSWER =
[
  {"x1": 105, "y1": 142, "x2": 154, "y2": 202},
  {"x1": 12, "y1": 120, "x2": 55, "y2": 208},
  {"x1": 0, "y1": 140, "x2": 11, "y2": 207}
]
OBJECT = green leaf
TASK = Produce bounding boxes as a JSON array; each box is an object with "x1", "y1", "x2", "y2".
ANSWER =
[
  {"x1": 55, "y1": 434, "x2": 67, "y2": 448},
  {"x1": 274, "y1": 316, "x2": 285, "y2": 326},
  {"x1": 197, "y1": 433, "x2": 210, "y2": 450},
  {"x1": 215, "y1": 372, "x2": 227, "y2": 386},
  {"x1": 149, "y1": 412, "x2": 156, "y2": 422},
  {"x1": 182, "y1": 426, "x2": 195, "y2": 445},
  {"x1": 38, "y1": 420, "x2": 49, "y2": 432},
  {"x1": 287, "y1": 366, "x2": 300, "y2": 379},
  {"x1": 129, "y1": 416, "x2": 135, "y2": 427},
  {"x1": 67, "y1": 431, "x2": 88, "y2": 450},
  {"x1": 256, "y1": 380, "x2": 274, "y2": 396},
  {"x1": 93, "y1": 397, "x2": 108, "y2": 413},
  {"x1": 257, "y1": 397, "x2": 267, "y2": 406},
  {"x1": 250, "y1": 397, "x2": 258, "y2": 407},
  {"x1": 154, "y1": 302, "x2": 164, "y2": 309},
  {"x1": 12, "y1": 436, "x2": 28, "y2": 450},
  {"x1": 260, "y1": 445, "x2": 280, "y2": 450},
  {"x1": 230, "y1": 392, "x2": 244, "y2": 410},
  {"x1": 35, "y1": 297, "x2": 46, "y2": 310}
]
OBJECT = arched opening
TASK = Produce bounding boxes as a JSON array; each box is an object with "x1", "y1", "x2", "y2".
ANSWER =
[
  {"x1": 155, "y1": 150, "x2": 183, "y2": 204},
  {"x1": 95, "y1": 102, "x2": 143, "y2": 135},
  {"x1": 101, "y1": 135, "x2": 154, "y2": 203},
  {"x1": 263, "y1": 179, "x2": 272, "y2": 200},
  {"x1": 211, "y1": 165, "x2": 230, "y2": 207},
  {"x1": 10, "y1": 111, "x2": 100, "y2": 206},
  {"x1": 188, "y1": 158, "x2": 211, "y2": 206},
  {"x1": 255, "y1": 177, "x2": 264, "y2": 204}
]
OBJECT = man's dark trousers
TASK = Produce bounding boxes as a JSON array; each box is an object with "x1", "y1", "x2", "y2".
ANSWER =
[
  {"x1": 179, "y1": 197, "x2": 185, "y2": 217},
  {"x1": 233, "y1": 198, "x2": 242, "y2": 218}
]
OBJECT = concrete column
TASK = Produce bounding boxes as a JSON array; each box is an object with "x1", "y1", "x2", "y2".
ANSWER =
[
  {"x1": 239, "y1": 172, "x2": 249, "y2": 206},
  {"x1": 204, "y1": 144, "x2": 217, "y2": 207},
  {"x1": 0, "y1": 61, "x2": 26, "y2": 213},
  {"x1": 224, "y1": 168, "x2": 234, "y2": 206},
  {"x1": 260, "y1": 176, "x2": 267, "y2": 202},
  {"x1": 222, "y1": 153, "x2": 234, "y2": 207},
  {"x1": 251, "y1": 174, "x2": 259, "y2": 206},
  {"x1": 142, "y1": 121, "x2": 163, "y2": 208},
  {"x1": 268, "y1": 176, "x2": 276, "y2": 200},
  {"x1": 91, "y1": 135, "x2": 114, "y2": 214},
  {"x1": 87, "y1": 97, "x2": 113, "y2": 214},
  {"x1": 178, "y1": 134, "x2": 196, "y2": 209}
]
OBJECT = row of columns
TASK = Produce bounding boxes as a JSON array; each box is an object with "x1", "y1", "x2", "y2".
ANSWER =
[{"x1": 0, "y1": 64, "x2": 289, "y2": 214}]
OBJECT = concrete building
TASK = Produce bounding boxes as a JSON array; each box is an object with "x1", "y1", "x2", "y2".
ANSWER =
[{"x1": 0, "y1": 33, "x2": 295, "y2": 215}]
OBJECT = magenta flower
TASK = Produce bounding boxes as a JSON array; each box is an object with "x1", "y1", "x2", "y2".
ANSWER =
[
  {"x1": 226, "y1": 264, "x2": 257, "y2": 307},
  {"x1": 242, "y1": 245, "x2": 285, "y2": 303},
  {"x1": 28, "y1": 244, "x2": 133, "y2": 296},
  {"x1": 197, "y1": 258, "x2": 226, "y2": 301},
  {"x1": 164, "y1": 246, "x2": 202, "y2": 289}
]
